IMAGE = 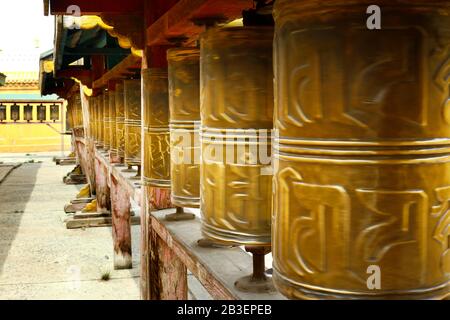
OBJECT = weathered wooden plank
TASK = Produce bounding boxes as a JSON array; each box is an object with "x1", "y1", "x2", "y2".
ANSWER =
[
  {"x1": 93, "y1": 54, "x2": 141, "y2": 90},
  {"x1": 150, "y1": 209, "x2": 286, "y2": 300},
  {"x1": 66, "y1": 215, "x2": 140, "y2": 229},
  {"x1": 48, "y1": 0, "x2": 143, "y2": 15},
  {"x1": 94, "y1": 156, "x2": 111, "y2": 214},
  {"x1": 146, "y1": 0, "x2": 252, "y2": 46},
  {"x1": 149, "y1": 227, "x2": 188, "y2": 300},
  {"x1": 111, "y1": 174, "x2": 133, "y2": 269}
]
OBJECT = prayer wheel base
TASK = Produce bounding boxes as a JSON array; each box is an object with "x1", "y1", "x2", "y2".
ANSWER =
[
  {"x1": 234, "y1": 275, "x2": 275, "y2": 294},
  {"x1": 234, "y1": 246, "x2": 275, "y2": 294},
  {"x1": 196, "y1": 238, "x2": 235, "y2": 249},
  {"x1": 202, "y1": 222, "x2": 271, "y2": 247},
  {"x1": 121, "y1": 166, "x2": 136, "y2": 173},
  {"x1": 130, "y1": 166, "x2": 141, "y2": 180},
  {"x1": 165, "y1": 207, "x2": 195, "y2": 222},
  {"x1": 272, "y1": 272, "x2": 450, "y2": 300}
]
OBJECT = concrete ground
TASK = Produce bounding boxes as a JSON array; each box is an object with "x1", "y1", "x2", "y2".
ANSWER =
[{"x1": 0, "y1": 152, "x2": 141, "y2": 300}]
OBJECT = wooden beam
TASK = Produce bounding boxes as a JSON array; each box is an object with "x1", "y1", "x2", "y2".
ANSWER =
[
  {"x1": 146, "y1": 0, "x2": 253, "y2": 46},
  {"x1": 111, "y1": 174, "x2": 133, "y2": 269},
  {"x1": 64, "y1": 48, "x2": 130, "y2": 56},
  {"x1": 149, "y1": 228, "x2": 188, "y2": 300},
  {"x1": 49, "y1": 0, "x2": 143, "y2": 15},
  {"x1": 56, "y1": 68, "x2": 93, "y2": 88},
  {"x1": 150, "y1": 209, "x2": 286, "y2": 300},
  {"x1": 92, "y1": 54, "x2": 141, "y2": 89}
]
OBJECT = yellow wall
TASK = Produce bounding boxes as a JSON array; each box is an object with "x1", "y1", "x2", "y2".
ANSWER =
[
  {"x1": 0, "y1": 122, "x2": 71, "y2": 152},
  {"x1": 0, "y1": 83, "x2": 72, "y2": 152}
]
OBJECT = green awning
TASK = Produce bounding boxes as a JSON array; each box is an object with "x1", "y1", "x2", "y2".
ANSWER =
[{"x1": 0, "y1": 93, "x2": 60, "y2": 102}]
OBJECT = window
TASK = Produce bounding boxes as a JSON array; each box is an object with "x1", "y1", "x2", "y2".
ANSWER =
[
  {"x1": 11, "y1": 104, "x2": 19, "y2": 122},
  {"x1": 50, "y1": 104, "x2": 59, "y2": 122},
  {"x1": 37, "y1": 104, "x2": 46, "y2": 122},
  {"x1": 24, "y1": 104, "x2": 33, "y2": 122}
]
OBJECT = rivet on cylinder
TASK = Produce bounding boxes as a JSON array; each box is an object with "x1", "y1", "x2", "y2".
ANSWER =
[{"x1": 272, "y1": 0, "x2": 450, "y2": 300}]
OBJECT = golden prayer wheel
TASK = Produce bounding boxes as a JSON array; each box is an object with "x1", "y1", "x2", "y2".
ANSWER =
[
  {"x1": 96, "y1": 94, "x2": 104, "y2": 148},
  {"x1": 65, "y1": 102, "x2": 72, "y2": 131},
  {"x1": 167, "y1": 48, "x2": 201, "y2": 208},
  {"x1": 115, "y1": 82, "x2": 126, "y2": 160},
  {"x1": 142, "y1": 68, "x2": 171, "y2": 187},
  {"x1": 71, "y1": 94, "x2": 83, "y2": 137},
  {"x1": 109, "y1": 90, "x2": 117, "y2": 157},
  {"x1": 200, "y1": 26, "x2": 274, "y2": 246},
  {"x1": 88, "y1": 97, "x2": 95, "y2": 139},
  {"x1": 124, "y1": 79, "x2": 141, "y2": 166},
  {"x1": 103, "y1": 91, "x2": 111, "y2": 150},
  {"x1": 272, "y1": 0, "x2": 450, "y2": 300}
]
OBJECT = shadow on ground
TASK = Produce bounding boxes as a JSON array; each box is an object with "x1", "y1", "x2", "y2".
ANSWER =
[{"x1": 0, "y1": 162, "x2": 40, "y2": 275}]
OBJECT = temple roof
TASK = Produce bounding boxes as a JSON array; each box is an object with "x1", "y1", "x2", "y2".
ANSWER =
[
  {"x1": 0, "y1": 51, "x2": 40, "y2": 88},
  {"x1": 2, "y1": 71, "x2": 39, "y2": 87}
]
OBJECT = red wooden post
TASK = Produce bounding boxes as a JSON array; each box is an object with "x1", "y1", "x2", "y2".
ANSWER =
[
  {"x1": 111, "y1": 174, "x2": 133, "y2": 269},
  {"x1": 149, "y1": 228, "x2": 187, "y2": 300},
  {"x1": 95, "y1": 157, "x2": 110, "y2": 214}
]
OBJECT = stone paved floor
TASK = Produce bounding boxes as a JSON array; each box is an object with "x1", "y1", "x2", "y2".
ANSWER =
[{"x1": 0, "y1": 153, "x2": 140, "y2": 300}]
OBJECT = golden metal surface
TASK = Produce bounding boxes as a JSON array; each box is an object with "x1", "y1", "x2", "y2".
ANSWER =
[
  {"x1": 109, "y1": 90, "x2": 117, "y2": 156},
  {"x1": 124, "y1": 79, "x2": 141, "y2": 166},
  {"x1": 142, "y1": 68, "x2": 171, "y2": 188},
  {"x1": 66, "y1": 103, "x2": 73, "y2": 131},
  {"x1": 70, "y1": 93, "x2": 84, "y2": 137},
  {"x1": 88, "y1": 96, "x2": 94, "y2": 139},
  {"x1": 200, "y1": 27, "x2": 274, "y2": 246},
  {"x1": 115, "y1": 82, "x2": 126, "y2": 159},
  {"x1": 103, "y1": 91, "x2": 110, "y2": 150},
  {"x1": 272, "y1": 0, "x2": 450, "y2": 300},
  {"x1": 168, "y1": 48, "x2": 201, "y2": 207},
  {"x1": 96, "y1": 95, "x2": 104, "y2": 147}
]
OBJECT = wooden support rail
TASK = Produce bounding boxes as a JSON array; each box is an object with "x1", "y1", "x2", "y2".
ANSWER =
[
  {"x1": 95, "y1": 148, "x2": 140, "y2": 269},
  {"x1": 92, "y1": 54, "x2": 141, "y2": 90},
  {"x1": 93, "y1": 141, "x2": 284, "y2": 300},
  {"x1": 150, "y1": 210, "x2": 285, "y2": 300},
  {"x1": 146, "y1": 0, "x2": 253, "y2": 46}
]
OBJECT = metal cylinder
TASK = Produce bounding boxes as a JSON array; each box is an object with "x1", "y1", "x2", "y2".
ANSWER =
[
  {"x1": 71, "y1": 94, "x2": 83, "y2": 137},
  {"x1": 124, "y1": 79, "x2": 141, "y2": 166},
  {"x1": 272, "y1": 0, "x2": 450, "y2": 300},
  {"x1": 200, "y1": 26, "x2": 274, "y2": 246},
  {"x1": 103, "y1": 91, "x2": 111, "y2": 150},
  {"x1": 115, "y1": 82, "x2": 126, "y2": 159},
  {"x1": 109, "y1": 90, "x2": 117, "y2": 157},
  {"x1": 142, "y1": 68, "x2": 171, "y2": 187},
  {"x1": 89, "y1": 97, "x2": 96, "y2": 140},
  {"x1": 96, "y1": 95, "x2": 104, "y2": 148},
  {"x1": 168, "y1": 48, "x2": 201, "y2": 207}
]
